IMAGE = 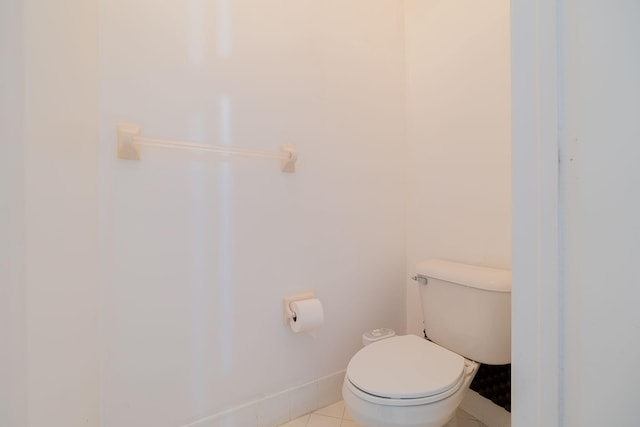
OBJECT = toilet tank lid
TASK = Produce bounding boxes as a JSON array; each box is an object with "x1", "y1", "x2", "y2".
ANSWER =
[{"x1": 416, "y1": 259, "x2": 511, "y2": 293}]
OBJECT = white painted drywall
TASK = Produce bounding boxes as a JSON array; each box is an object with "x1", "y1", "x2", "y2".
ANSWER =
[
  {"x1": 0, "y1": 0, "x2": 27, "y2": 425},
  {"x1": 404, "y1": 0, "x2": 512, "y2": 336},
  {"x1": 510, "y1": 0, "x2": 561, "y2": 425},
  {"x1": 559, "y1": 1, "x2": 640, "y2": 425},
  {"x1": 512, "y1": 1, "x2": 640, "y2": 426},
  {"x1": 21, "y1": 0, "x2": 101, "y2": 425},
  {"x1": 99, "y1": 1, "x2": 406, "y2": 425}
]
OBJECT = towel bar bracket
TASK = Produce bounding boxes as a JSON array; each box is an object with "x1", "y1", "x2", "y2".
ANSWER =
[{"x1": 117, "y1": 125, "x2": 141, "y2": 160}]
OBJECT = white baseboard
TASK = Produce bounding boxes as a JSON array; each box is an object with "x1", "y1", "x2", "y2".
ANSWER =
[
  {"x1": 182, "y1": 370, "x2": 346, "y2": 427},
  {"x1": 460, "y1": 389, "x2": 511, "y2": 427}
]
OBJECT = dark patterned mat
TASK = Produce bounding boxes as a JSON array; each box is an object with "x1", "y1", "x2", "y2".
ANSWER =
[{"x1": 469, "y1": 363, "x2": 511, "y2": 412}]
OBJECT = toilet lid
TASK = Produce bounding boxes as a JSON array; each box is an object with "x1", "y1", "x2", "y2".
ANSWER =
[{"x1": 346, "y1": 335, "x2": 465, "y2": 399}]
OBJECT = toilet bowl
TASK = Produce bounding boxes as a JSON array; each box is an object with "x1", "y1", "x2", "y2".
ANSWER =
[{"x1": 342, "y1": 335, "x2": 478, "y2": 427}]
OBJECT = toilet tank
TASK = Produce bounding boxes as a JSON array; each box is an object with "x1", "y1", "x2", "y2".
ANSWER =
[{"x1": 416, "y1": 259, "x2": 511, "y2": 365}]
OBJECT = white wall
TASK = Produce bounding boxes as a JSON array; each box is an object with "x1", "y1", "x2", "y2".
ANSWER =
[
  {"x1": 512, "y1": 1, "x2": 640, "y2": 426},
  {"x1": 511, "y1": 0, "x2": 561, "y2": 424},
  {"x1": 22, "y1": 0, "x2": 101, "y2": 426},
  {"x1": 404, "y1": 0, "x2": 512, "y2": 336},
  {"x1": 1, "y1": 1, "x2": 101, "y2": 426},
  {"x1": 99, "y1": 1, "x2": 406, "y2": 425},
  {"x1": 560, "y1": 1, "x2": 640, "y2": 425},
  {"x1": 0, "y1": 0, "x2": 26, "y2": 425}
]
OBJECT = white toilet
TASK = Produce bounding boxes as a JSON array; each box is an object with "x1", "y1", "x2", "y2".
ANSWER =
[{"x1": 342, "y1": 259, "x2": 511, "y2": 427}]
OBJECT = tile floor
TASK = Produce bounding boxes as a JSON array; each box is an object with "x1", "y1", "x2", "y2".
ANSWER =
[
  {"x1": 277, "y1": 400, "x2": 488, "y2": 427},
  {"x1": 277, "y1": 400, "x2": 361, "y2": 427}
]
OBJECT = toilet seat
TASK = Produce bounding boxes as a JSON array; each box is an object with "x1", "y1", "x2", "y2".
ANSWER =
[{"x1": 346, "y1": 335, "x2": 466, "y2": 406}]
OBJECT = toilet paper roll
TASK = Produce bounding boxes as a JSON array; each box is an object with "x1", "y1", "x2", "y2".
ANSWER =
[{"x1": 289, "y1": 299, "x2": 324, "y2": 333}]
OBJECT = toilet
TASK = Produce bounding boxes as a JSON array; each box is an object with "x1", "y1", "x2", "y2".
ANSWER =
[{"x1": 342, "y1": 259, "x2": 511, "y2": 427}]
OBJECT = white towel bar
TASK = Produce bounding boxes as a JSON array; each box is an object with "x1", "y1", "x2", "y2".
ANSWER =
[{"x1": 117, "y1": 124, "x2": 297, "y2": 173}]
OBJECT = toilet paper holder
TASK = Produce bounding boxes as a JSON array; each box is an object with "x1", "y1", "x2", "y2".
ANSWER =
[{"x1": 283, "y1": 291, "x2": 316, "y2": 325}]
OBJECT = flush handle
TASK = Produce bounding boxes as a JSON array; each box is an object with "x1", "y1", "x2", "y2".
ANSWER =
[{"x1": 411, "y1": 275, "x2": 428, "y2": 285}]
